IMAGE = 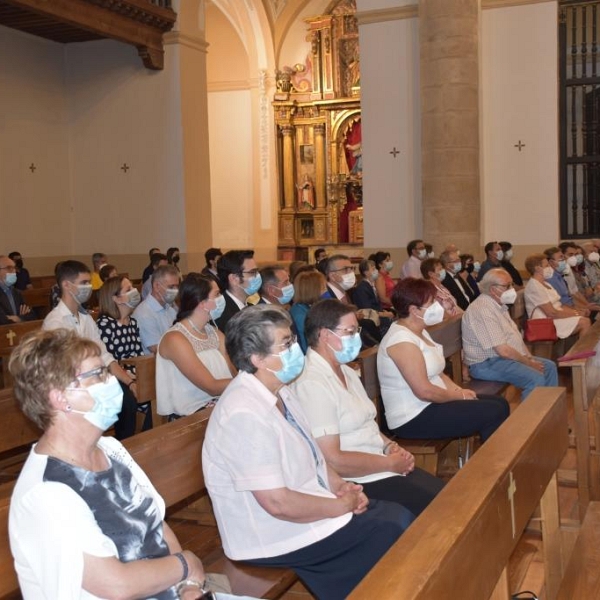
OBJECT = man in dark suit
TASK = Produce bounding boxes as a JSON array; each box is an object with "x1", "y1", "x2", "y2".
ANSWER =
[
  {"x1": 0, "y1": 255, "x2": 37, "y2": 325},
  {"x1": 258, "y1": 265, "x2": 294, "y2": 306},
  {"x1": 215, "y1": 249, "x2": 260, "y2": 332},
  {"x1": 440, "y1": 250, "x2": 475, "y2": 311}
]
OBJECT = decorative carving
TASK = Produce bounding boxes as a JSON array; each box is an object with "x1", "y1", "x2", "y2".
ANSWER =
[
  {"x1": 276, "y1": 68, "x2": 293, "y2": 93},
  {"x1": 311, "y1": 31, "x2": 320, "y2": 55},
  {"x1": 137, "y1": 45, "x2": 164, "y2": 70}
]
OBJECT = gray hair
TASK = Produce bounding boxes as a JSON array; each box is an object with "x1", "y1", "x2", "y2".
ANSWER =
[
  {"x1": 359, "y1": 259, "x2": 375, "y2": 276},
  {"x1": 479, "y1": 268, "x2": 509, "y2": 294},
  {"x1": 151, "y1": 264, "x2": 179, "y2": 285},
  {"x1": 439, "y1": 250, "x2": 455, "y2": 267},
  {"x1": 225, "y1": 305, "x2": 292, "y2": 373}
]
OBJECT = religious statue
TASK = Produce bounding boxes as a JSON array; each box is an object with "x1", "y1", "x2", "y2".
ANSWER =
[
  {"x1": 346, "y1": 142, "x2": 362, "y2": 175},
  {"x1": 297, "y1": 174, "x2": 315, "y2": 209}
]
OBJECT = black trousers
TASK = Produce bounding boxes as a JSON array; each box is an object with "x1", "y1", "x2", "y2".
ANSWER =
[
  {"x1": 243, "y1": 499, "x2": 412, "y2": 600},
  {"x1": 390, "y1": 394, "x2": 510, "y2": 443},
  {"x1": 362, "y1": 467, "x2": 445, "y2": 517},
  {"x1": 114, "y1": 381, "x2": 138, "y2": 440}
]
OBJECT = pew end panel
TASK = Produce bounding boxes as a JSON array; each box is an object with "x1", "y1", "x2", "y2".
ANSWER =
[{"x1": 349, "y1": 387, "x2": 569, "y2": 600}]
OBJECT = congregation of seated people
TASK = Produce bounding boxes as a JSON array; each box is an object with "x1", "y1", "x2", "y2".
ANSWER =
[{"x1": 6, "y1": 236, "x2": 600, "y2": 599}]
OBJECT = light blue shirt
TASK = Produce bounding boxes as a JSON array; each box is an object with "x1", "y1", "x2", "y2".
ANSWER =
[{"x1": 132, "y1": 294, "x2": 177, "y2": 354}]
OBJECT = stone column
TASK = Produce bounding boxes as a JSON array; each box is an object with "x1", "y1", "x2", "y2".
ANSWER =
[
  {"x1": 314, "y1": 123, "x2": 327, "y2": 209},
  {"x1": 420, "y1": 0, "x2": 480, "y2": 254},
  {"x1": 281, "y1": 125, "x2": 295, "y2": 209}
]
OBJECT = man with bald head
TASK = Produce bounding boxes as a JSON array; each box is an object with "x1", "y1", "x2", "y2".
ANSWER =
[
  {"x1": 462, "y1": 268, "x2": 557, "y2": 400},
  {"x1": 0, "y1": 255, "x2": 36, "y2": 324}
]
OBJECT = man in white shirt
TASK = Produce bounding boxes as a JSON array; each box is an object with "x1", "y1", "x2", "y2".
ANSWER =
[
  {"x1": 43, "y1": 260, "x2": 137, "y2": 439},
  {"x1": 133, "y1": 265, "x2": 179, "y2": 354},
  {"x1": 401, "y1": 239, "x2": 427, "y2": 279}
]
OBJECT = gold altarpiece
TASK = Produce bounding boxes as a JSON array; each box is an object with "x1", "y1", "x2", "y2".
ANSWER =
[{"x1": 274, "y1": 0, "x2": 362, "y2": 261}]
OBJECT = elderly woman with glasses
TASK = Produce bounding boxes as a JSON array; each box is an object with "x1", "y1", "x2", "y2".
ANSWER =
[
  {"x1": 378, "y1": 278, "x2": 510, "y2": 442},
  {"x1": 8, "y1": 328, "x2": 207, "y2": 599},
  {"x1": 292, "y1": 299, "x2": 444, "y2": 518},
  {"x1": 203, "y1": 305, "x2": 413, "y2": 600}
]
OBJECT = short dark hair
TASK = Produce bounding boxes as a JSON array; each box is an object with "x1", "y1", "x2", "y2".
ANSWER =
[
  {"x1": 149, "y1": 247, "x2": 160, "y2": 259},
  {"x1": 259, "y1": 265, "x2": 286, "y2": 294},
  {"x1": 499, "y1": 241, "x2": 512, "y2": 253},
  {"x1": 559, "y1": 241, "x2": 577, "y2": 254},
  {"x1": 406, "y1": 239, "x2": 423, "y2": 257},
  {"x1": 217, "y1": 250, "x2": 255, "y2": 292},
  {"x1": 323, "y1": 254, "x2": 350, "y2": 277},
  {"x1": 175, "y1": 273, "x2": 213, "y2": 323},
  {"x1": 225, "y1": 305, "x2": 291, "y2": 373},
  {"x1": 391, "y1": 278, "x2": 436, "y2": 318},
  {"x1": 484, "y1": 241, "x2": 498, "y2": 255},
  {"x1": 314, "y1": 248, "x2": 326, "y2": 262},
  {"x1": 305, "y1": 299, "x2": 355, "y2": 349},
  {"x1": 204, "y1": 247, "x2": 222, "y2": 267},
  {"x1": 166, "y1": 247, "x2": 180, "y2": 263},
  {"x1": 8, "y1": 251, "x2": 21, "y2": 261},
  {"x1": 368, "y1": 251, "x2": 390, "y2": 270},
  {"x1": 544, "y1": 246, "x2": 561, "y2": 260},
  {"x1": 151, "y1": 252, "x2": 168, "y2": 268},
  {"x1": 99, "y1": 264, "x2": 117, "y2": 282},
  {"x1": 56, "y1": 260, "x2": 90, "y2": 288},
  {"x1": 420, "y1": 257, "x2": 441, "y2": 279}
]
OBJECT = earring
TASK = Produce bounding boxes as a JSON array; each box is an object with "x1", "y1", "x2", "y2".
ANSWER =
[{"x1": 65, "y1": 405, "x2": 72, "y2": 412}]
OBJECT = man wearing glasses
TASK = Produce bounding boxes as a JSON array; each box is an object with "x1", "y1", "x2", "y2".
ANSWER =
[
  {"x1": 0, "y1": 255, "x2": 36, "y2": 324},
  {"x1": 462, "y1": 269, "x2": 557, "y2": 400},
  {"x1": 215, "y1": 249, "x2": 261, "y2": 332}
]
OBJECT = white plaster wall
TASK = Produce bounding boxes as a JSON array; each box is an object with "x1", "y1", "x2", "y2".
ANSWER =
[
  {"x1": 0, "y1": 27, "x2": 71, "y2": 256},
  {"x1": 481, "y1": 2, "x2": 559, "y2": 245},
  {"x1": 66, "y1": 39, "x2": 186, "y2": 255},
  {"x1": 359, "y1": 15, "x2": 421, "y2": 248},
  {"x1": 207, "y1": 90, "x2": 253, "y2": 248}
]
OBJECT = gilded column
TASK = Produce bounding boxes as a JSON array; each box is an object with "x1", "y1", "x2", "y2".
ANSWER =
[
  {"x1": 314, "y1": 123, "x2": 327, "y2": 209},
  {"x1": 420, "y1": 0, "x2": 480, "y2": 253},
  {"x1": 281, "y1": 125, "x2": 295, "y2": 209}
]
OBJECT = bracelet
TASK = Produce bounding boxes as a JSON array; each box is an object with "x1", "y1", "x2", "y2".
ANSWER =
[
  {"x1": 383, "y1": 441, "x2": 397, "y2": 455},
  {"x1": 174, "y1": 579, "x2": 207, "y2": 598},
  {"x1": 173, "y1": 552, "x2": 188, "y2": 582}
]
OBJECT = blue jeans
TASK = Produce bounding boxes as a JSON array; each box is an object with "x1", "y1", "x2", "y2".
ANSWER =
[{"x1": 469, "y1": 356, "x2": 558, "y2": 400}]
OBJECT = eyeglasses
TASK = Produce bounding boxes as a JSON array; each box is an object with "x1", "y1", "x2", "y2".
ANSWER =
[
  {"x1": 331, "y1": 266, "x2": 354, "y2": 274},
  {"x1": 242, "y1": 269, "x2": 259, "y2": 277},
  {"x1": 333, "y1": 326, "x2": 362, "y2": 336},
  {"x1": 272, "y1": 334, "x2": 297, "y2": 352},
  {"x1": 493, "y1": 283, "x2": 514, "y2": 290},
  {"x1": 0, "y1": 266, "x2": 16, "y2": 272},
  {"x1": 71, "y1": 366, "x2": 110, "y2": 387}
]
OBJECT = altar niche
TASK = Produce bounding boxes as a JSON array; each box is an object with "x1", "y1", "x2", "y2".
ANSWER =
[{"x1": 274, "y1": 0, "x2": 363, "y2": 261}]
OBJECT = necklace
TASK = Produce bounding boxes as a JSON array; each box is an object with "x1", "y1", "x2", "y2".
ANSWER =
[{"x1": 187, "y1": 318, "x2": 208, "y2": 337}]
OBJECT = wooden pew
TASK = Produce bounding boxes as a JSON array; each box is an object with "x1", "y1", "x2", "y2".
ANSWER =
[
  {"x1": 558, "y1": 318, "x2": 600, "y2": 519},
  {"x1": 21, "y1": 287, "x2": 52, "y2": 319},
  {"x1": 0, "y1": 320, "x2": 44, "y2": 388},
  {"x1": 0, "y1": 410, "x2": 297, "y2": 599},
  {"x1": 349, "y1": 386, "x2": 569, "y2": 600}
]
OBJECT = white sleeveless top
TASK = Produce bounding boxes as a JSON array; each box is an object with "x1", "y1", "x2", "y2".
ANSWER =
[{"x1": 156, "y1": 322, "x2": 232, "y2": 416}]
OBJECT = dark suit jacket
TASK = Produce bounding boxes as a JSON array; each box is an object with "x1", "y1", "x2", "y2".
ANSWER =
[
  {"x1": 215, "y1": 292, "x2": 242, "y2": 333},
  {"x1": 442, "y1": 273, "x2": 474, "y2": 311},
  {"x1": 0, "y1": 287, "x2": 37, "y2": 325},
  {"x1": 352, "y1": 280, "x2": 382, "y2": 311}
]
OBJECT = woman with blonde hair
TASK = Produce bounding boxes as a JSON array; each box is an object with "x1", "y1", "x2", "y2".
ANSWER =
[{"x1": 289, "y1": 269, "x2": 327, "y2": 352}]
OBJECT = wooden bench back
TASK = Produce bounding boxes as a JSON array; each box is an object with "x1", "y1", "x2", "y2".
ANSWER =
[
  {"x1": 21, "y1": 288, "x2": 52, "y2": 318},
  {"x1": 349, "y1": 386, "x2": 569, "y2": 600},
  {"x1": 427, "y1": 314, "x2": 463, "y2": 383},
  {"x1": 0, "y1": 480, "x2": 17, "y2": 596},
  {"x1": 0, "y1": 320, "x2": 44, "y2": 352},
  {"x1": 0, "y1": 388, "x2": 40, "y2": 456}
]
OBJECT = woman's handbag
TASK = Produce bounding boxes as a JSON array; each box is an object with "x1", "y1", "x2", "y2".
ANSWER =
[{"x1": 524, "y1": 318, "x2": 557, "y2": 343}]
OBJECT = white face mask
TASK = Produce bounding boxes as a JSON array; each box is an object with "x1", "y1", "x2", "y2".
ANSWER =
[
  {"x1": 340, "y1": 271, "x2": 356, "y2": 290},
  {"x1": 543, "y1": 266, "x2": 554, "y2": 280},
  {"x1": 417, "y1": 249, "x2": 427, "y2": 260},
  {"x1": 566, "y1": 255, "x2": 578, "y2": 268},
  {"x1": 500, "y1": 287, "x2": 517, "y2": 305},
  {"x1": 588, "y1": 252, "x2": 600, "y2": 263},
  {"x1": 504, "y1": 249, "x2": 514, "y2": 260},
  {"x1": 417, "y1": 301, "x2": 444, "y2": 326}
]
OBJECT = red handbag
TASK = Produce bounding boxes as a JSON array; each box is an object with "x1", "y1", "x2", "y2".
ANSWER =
[{"x1": 524, "y1": 318, "x2": 558, "y2": 342}]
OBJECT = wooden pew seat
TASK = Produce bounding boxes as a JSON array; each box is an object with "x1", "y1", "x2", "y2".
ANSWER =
[{"x1": 556, "y1": 501, "x2": 600, "y2": 599}]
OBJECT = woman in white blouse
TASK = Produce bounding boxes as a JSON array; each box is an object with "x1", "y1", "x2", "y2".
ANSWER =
[
  {"x1": 378, "y1": 278, "x2": 509, "y2": 442},
  {"x1": 156, "y1": 273, "x2": 233, "y2": 419},
  {"x1": 523, "y1": 253, "x2": 590, "y2": 339},
  {"x1": 293, "y1": 299, "x2": 444, "y2": 517}
]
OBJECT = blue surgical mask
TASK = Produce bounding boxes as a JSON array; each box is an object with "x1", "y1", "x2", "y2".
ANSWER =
[
  {"x1": 328, "y1": 331, "x2": 362, "y2": 364},
  {"x1": 556, "y1": 260, "x2": 567, "y2": 274},
  {"x1": 68, "y1": 376, "x2": 123, "y2": 432},
  {"x1": 371, "y1": 271, "x2": 379, "y2": 282},
  {"x1": 208, "y1": 294, "x2": 226, "y2": 320},
  {"x1": 268, "y1": 342, "x2": 305, "y2": 383},
  {"x1": 123, "y1": 288, "x2": 141, "y2": 309},
  {"x1": 5, "y1": 273, "x2": 17, "y2": 287},
  {"x1": 243, "y1": 274, "x2": 262, "y2": 296},
  {"x1": 452, "y1": 262, "x2": 462, "y2": 274},
  {"x1": 277, "y1": 283, "x2": 295, "y2": 305},
  {"x1": 438, "y1": 269, "x2": 447, "y2": 281}
]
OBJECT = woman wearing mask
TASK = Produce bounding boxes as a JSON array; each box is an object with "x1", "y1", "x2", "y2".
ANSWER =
[
  {"x1": 523, "y1": 254, "x2": 590, "y2": 339},
  {"x1": 353, "y1": 259, "x2": 394, "y2": 335},
  {"x1": 156, "y1": 273, "x2": 233, "y2": 419},
  {"x1": 420, "y1": 258, "x2": 462, "y2": 318},
  {"x1": 369, "y1": 251, "x2": 395, "y2": 309},
  {"x1": 290, "y1": 270, "x2": 328, "y2": 353},
  {"x1": 459, "y1": 254, "x2": 481, "y2": 298},
  {"x1": 8, "y1": 329, "x2": 208, "y2": 599},
  {"x1": 203, "y1": 305, "x2": 412, "y2": 600},
  {"x1": 377, "y1": 278, "x2": 509, "y2": 441},
  {"x1": 167, "y1": 247, "x2": 181, "y2": 274},
  {"x1": 293, "y1": 300, "x2": 444, "y2": 518}
]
